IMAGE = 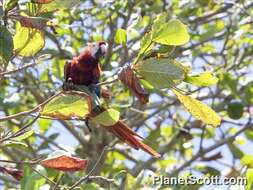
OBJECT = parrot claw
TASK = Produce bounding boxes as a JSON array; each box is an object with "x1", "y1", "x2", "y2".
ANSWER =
[
  {"x1": 63, "y1": 78, "x2": 75, "y2": 91},
  {"x1": 88, "y1": 84, "x2": 97, "y2": 93}
]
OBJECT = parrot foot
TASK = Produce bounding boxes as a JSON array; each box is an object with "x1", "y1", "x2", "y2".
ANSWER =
[
  {"x1": 63, "y1": 78, "x2": 75, "y2": 91},
  {"x1": 88, "y1": 84, "x2": 97, "y2": 93}
]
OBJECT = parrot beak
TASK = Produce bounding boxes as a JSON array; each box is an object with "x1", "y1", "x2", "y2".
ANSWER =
[
  {"x1": 99, "y1": 42, "x2": 108, "y2": 55},
  {"x1": 93, "y1": 42, "x2": 107, "y2": 60}
]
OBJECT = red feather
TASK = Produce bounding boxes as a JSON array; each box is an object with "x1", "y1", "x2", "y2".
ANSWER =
[
  {"x1": 105, "y1": 120, "x2": 160, "y2": 158},
  {"x1": 64, "y1": 53, "x2": 101, "y2": 86}
]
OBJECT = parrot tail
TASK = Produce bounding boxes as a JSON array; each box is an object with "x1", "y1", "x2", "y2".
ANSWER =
[{"x1": 105, "y1": 120, "x2": 161, "y2": 158}]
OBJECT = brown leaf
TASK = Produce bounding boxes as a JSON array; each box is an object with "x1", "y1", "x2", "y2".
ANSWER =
[
  {"x1": 118, "y1": 66, "x2": 149, "y2": 104},
  {"x1": 40, "y1": 155, "x2": 88, "y2": 172},
  {"x1": 0, "y1": 166, "x2": 23, "y2": 181},
  {"x1": 201, "y1": 152, "x2": 223, "y2": 161},
  {"x1": 18, "y1": 16, "x2": 48, "y2": 30},
  {"x1": 31, "y1": 0, "x2": 55, "y2": 3}
]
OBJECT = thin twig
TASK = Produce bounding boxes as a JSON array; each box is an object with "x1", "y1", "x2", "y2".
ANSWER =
[
  {"x1": 52, "y1": 172, "x2": 64, "y2": 190},
  {"x1": 0, "y1": 62, "x2": 38, "y2": 77},
  {"x1": 87, "y1": 176, "x2": 117, "y2": 188},
  {"x1": 69, "y1": 146, "x2": 109, "y2": 189},
  {"x1": 0, "y1": 91, "x2": 62, "y2": 122},
  {"x1": 0, "y1": 114, "x2": 40, "y2": 143},
  {"x1": 0, "y1": 158, "x2": 41, "y2": 165},
  {"x1": 31, "y1": 166, "x2": 56, "y2": 186},
  {"x1": 97, "y1": 77, "x2": 119, "y2": 86}
]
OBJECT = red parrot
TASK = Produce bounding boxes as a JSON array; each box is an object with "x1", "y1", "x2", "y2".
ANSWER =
[
  {"x1": 64, "y1": 42, "x2": 160, "y2": 158},
  {"x1": 64, "y1": 42, "x2": 105, "y2": 88}
]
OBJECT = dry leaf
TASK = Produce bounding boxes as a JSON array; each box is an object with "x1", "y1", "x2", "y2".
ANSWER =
[
  {"x1": 0, "y1": 166, "x2": 23, "y2": 181},
  {"x1": 40, "y1": 155, "x2": 88, "y2": 172},
  {"x1": 19, "y1": 16, "x2": 48, "y2": 30},
  {"x1": 118, "y1": 66, "x2": 149, "y2": 104}
]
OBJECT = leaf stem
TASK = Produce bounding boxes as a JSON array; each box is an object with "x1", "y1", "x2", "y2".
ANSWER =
[{"x1": 133, "y1": 40, "x2": 153, "y2": 65}]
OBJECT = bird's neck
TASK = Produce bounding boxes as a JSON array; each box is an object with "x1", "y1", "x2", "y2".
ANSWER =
[{"x1": 78, "y1": 52, "x2": 98, "y2": 66}]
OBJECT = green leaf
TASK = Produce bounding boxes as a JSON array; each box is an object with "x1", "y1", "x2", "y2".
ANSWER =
[
  {"x1": 0, "y1": 26, "x2": 13, "y2": 63},
  {"x1": 41, "y1": 92, "x2": 91, "y2": 120},
  {"x1": 152, "y1": 19, "x2": 190, "y2": 46},
  {"x1": 39, "y1": 0, "x2": 81, "y2": 12},
  {"x1": 227, "y1": 101, "x2": 244, "y2": 120},
  {"x1": 4, "y1": 140, "x2": 28, "y2": 148},
  {"x1": 244, "y1": 81, "x2": 253, "y2": 105},
  {"x1": 140, "y1": 79, "x2": 154, "y2": 90},
  {"x1": 135, "y1": 58, "x2": 189, "y2": 89},
  {"x1": 137, "y1": 32, "x2": 154, "y2": 59},
  {"x1": 185, "y1": 72, "x2": 218, "y2": 87},
  {"x1": 246, "y1": 169, "x2": 253, "y2": 190},
  {"x1": 21, "y1": 165, "x2": 46, "y2": 190},
  {"x1": 114, "y1": 29, "x2": 127, "y2": 45},
  {"x1": 14, "y1": 23, "x2": 45, "y2": 57},
  {"x1": 195, "y1": 165, "x2": 220, "y2": 176},
  {"x1": 91, "y1": 108, "x2": 120, "y2": 126},
  {"x1": 173, "y1": 90, "x2": 221, "y2": 127},
  {"x1": 4, "y1": 0, "x2": 18, "y2": 12},
  {"x1": 15, "y1": 130, "x2": 34, "y2": 141}
]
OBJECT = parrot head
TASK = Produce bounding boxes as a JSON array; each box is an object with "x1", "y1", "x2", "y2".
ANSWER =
[{"x1": 88, "y1": 41, "x2": 108, "y2": 60}]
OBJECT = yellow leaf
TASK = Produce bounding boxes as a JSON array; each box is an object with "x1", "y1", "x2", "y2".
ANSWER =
[
  {"x1": 114, "y1": 28, "x2": 127, "y2": 45},
  {"x1": 173, "y1": 90, "x2": 221, "y2": 127},
  {"x1": 91, "y1": 108, "x2": 120, "y2": 126},
  {"x1": 185, "y1": 72, "x2": 218, "y2": 87},
  {"x1": 14, "y1": 23, "x2": 45, "y2": 57}
]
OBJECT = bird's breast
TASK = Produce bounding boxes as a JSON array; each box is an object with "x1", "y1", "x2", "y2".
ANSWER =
[{"x1": 69, "y1": 61, "x2": 97, "y2": 86}]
